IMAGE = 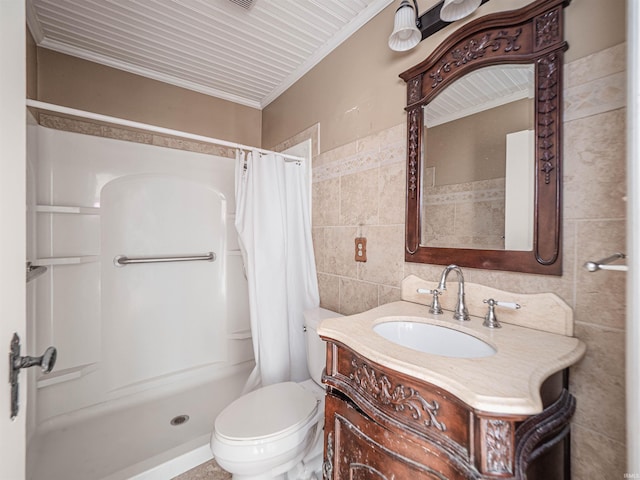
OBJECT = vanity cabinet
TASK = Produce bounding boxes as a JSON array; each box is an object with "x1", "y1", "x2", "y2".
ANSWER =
[{"x1": 322, "y1": 341, "x2": 574, "y2": 480}]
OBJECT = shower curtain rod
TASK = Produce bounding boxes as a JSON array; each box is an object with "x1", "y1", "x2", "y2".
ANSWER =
[{"x1": 26, "y1": 99, "x2": 305, "y2": 163}]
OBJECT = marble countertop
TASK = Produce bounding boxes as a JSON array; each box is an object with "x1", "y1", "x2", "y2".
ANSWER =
[{"x1": 318, "y1": 300, "x2": 586, "y2": 415}]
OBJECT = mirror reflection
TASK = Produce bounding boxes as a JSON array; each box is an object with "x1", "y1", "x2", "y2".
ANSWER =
[{"x1": 421, "y1": 64, "x2": 535, "y2": 251}]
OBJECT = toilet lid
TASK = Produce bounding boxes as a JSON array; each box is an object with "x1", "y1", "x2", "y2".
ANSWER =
[{"x1": 215, "y1": 382, "x2": 319, "y2": 442}]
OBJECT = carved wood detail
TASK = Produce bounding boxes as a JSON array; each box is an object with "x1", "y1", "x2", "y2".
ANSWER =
[
  {"x1": 328, "y1": 397, "x2": 476, "y2": 480},
  {"x1": 399, "y1": 0, "x2": 568, "y2": 275},
  {"x1": 322, "y1": 431, "x2": 334, "y2": 480},
  {"x1": 534, "y1": 49, "x2": 562, "y2": 266},
  {"x1": 350, "y1": 359, "x2": 446, "y2": 432},
  {"x1": 429, "y1": 28, "x2": 522, "y2": 88},
  {"x1": 350, "y1": 464, "x2": 389, "y2": 479},
  {"x1": 322, "y1": 342, "x2": 576, "y2": 479},
  {"x1": 407, "y1": 108, "x2": 420, "y2": 200},
  {"x1": 535, "y1": 7, "x2": 561, "y2": 50},
  {"x1": 484, "y1": 419, "x2": 514, "y2": 475},
  {"x1": 537, "y1": 52, "x2": 560, "y2": 186},
  {"x1": 515, "y1": 389, "x2": 576, "y2": 478},
  {"x1": 408, "y1": 76, "x2": 421, "y2": 104}
]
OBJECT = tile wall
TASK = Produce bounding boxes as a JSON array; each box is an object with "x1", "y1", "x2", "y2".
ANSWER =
[
  {"x1": 37, "y1": 113, "x2": 237, "y2": 158},
  {"x1": 423, "y1": 177, "x2": 506, "y2": 249},
  {"x1": 304, "y1": 43, "x2": 627, "y2": 476}
]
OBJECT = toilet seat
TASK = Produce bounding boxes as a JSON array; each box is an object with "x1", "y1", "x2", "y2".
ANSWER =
[{"x1": 215, "y1": 381, "x2": 319, "y2": 443}]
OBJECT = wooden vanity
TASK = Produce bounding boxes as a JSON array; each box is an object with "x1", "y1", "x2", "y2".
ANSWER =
[
  {"x1": 322, "y1": 341, "x2": 572, "y2": 479},
  {"x1": 318, "y1": 277, "x2": 585, "y2": 479}
]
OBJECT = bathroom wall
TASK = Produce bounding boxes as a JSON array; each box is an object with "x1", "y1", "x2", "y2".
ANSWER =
[
  {"x1": 265, "y1": 1, "x2": 627, "y2": 477},
  {"x1": 426, "y1": 99, "x2": 533, "y2": 186},
  {"x1": 262, "y1": 0, "x2": 625, "y2": 152},
  {"x1": 26, "y1": 29, "x2": 37, "y2": 100},
  {"x1": 422, "y1": 177, "x2": 506, "y2": 250},
  {"x1": 32, "y1": 47, "x2": 262, "y2": 146}
]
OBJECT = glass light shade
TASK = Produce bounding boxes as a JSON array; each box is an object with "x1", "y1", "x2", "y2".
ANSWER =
[
  {"x1": 388, "y1": 0, "x2": 421, "y2": 52},
  {"x1": 440, "y1": 0, "x2": 482, "y2": 22}
]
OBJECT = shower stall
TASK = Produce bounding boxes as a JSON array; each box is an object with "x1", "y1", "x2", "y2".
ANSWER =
[{"x1": 25, "y1": 110, "x2": 255, "y2": 479}]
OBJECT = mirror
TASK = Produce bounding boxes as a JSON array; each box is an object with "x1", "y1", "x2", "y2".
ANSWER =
[
  {"x1": 400, "y1": 0, "x2": 568, "y2": 275},
  {"x1": 422, "y1": 64, "x2": 535, "y2": 251}
]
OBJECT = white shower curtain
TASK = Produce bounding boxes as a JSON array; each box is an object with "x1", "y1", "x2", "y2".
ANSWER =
[{"x1": 235, "y1": 150, "x2": 320, "y2": 391}]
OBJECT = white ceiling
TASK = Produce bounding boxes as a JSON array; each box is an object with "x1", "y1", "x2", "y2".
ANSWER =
[
  {"x1": 425, "y1": 64, "x2": 535, "y2": 128},
  {"x1": 26, "y1": 0, "x2": 394, "y2": 109}
]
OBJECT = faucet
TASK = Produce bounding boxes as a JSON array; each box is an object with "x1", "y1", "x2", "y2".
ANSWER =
[
  {"x1": 437, "y1": 264, "x2": 470, "y2": 321},
  {"x1": 416, "y1": 288, "x2": 443, "y2": 314},
  {"x1": 482, "y1": 298, "x2": 521, "y2": 328}
]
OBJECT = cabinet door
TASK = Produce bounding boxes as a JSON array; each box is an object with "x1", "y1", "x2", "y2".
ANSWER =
[{"x1": 324, "y1": 394, "x2": 477, "y2": 480}]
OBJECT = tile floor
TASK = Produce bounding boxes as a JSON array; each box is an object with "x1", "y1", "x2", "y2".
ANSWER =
[{"x1": 172, "y1": 459, "x2": 231, "y2": 480}]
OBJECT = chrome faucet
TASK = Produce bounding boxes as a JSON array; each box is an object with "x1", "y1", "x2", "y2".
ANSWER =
[
  {"x1": 437, "y1": 264, "x2": 470, "y2": 321},
  {"x1": 417, "y1": 288, "x2": 443, "y2": 314}
]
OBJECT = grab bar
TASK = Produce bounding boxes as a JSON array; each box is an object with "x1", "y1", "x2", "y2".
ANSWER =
[
  {"x1": 114, "y1": 252, "x2": 216, "y2": 267},
  {"x1": 584, "y1": 252, "x2": 628, "y2": 272}
]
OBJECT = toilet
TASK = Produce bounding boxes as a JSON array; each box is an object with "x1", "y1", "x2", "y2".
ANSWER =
[{"x1": 210, "y1": 307, "x2": 341, "y2": 479}]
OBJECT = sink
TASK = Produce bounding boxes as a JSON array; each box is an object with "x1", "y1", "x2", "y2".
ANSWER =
[{"x1": 373, "y1": 319, "x2": 496, "y2": 358}]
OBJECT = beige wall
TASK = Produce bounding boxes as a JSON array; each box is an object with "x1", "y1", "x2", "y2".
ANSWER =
[
  {"x1": 427, "y1": 98, "x2": 533, "y2": 185},
  {"x1": 35, "y1": 48, "x2": 262, "y2": 146},
  {"x1": 264, "y1": 1, "x2": 627, "y2": 477},
  {"x1": 263, "y1": 0, "x2": 625, "y2": 153},
  {"x1": 26, "y1": 29, "x2": 37, "y2": 100}
]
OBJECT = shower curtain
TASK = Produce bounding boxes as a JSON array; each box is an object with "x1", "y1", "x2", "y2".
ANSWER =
[{"x1": 235, "y1": 150, "x2": 320, "y2": 391}]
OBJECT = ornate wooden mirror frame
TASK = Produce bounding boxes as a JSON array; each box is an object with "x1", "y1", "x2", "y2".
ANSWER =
[{"x1": 400, "y1": 0, "x2": 569, "y2": 275}]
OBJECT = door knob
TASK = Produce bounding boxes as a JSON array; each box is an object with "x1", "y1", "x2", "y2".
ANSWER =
[
  {"x1": 13, "y1": 346, "x2": 57, "y2": 373},
  {"x1": 9, "y1": 333, "x2": 57, "y2": 419}
]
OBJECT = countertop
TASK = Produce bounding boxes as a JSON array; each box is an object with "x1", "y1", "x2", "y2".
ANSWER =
[{"x1": 318, "y1": 300, "x2": 586, "y2": 415}]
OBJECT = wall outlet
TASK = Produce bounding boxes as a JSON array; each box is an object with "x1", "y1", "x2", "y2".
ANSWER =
[{"x1": 355, "y1": 237, "x2": 367, "y2": 262}]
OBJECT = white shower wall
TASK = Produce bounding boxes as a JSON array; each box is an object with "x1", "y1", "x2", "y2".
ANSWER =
[
  {"x1": 29, "y1": 124, "x2": 253, "y2": 424},
  {"x1": 101, "y1": 175, "x2": 227, "y2": 391}
]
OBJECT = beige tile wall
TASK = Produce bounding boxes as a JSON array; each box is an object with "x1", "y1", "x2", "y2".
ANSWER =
[
  {"x1": 311, "y1": 123, "x2": 407, "y2": 315},
  {"x1": 37, "y1": 113, "x2": 238, "y2": 158},
  {"x1": 308, "y1": 43, "x2": 627, "y2": 476},
  {"x1": 423, "y1": 177, "x2": 506, "y2": 249}
]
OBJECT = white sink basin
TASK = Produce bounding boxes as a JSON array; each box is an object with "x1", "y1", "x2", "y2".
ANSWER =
[{"x1": 373, "y1": 319, "x2": 496, "y2": 358}]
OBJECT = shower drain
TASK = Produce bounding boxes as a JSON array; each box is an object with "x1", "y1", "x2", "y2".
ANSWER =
[{"x1": 170, "y1": 414, "x2": 190, "y2": 426}]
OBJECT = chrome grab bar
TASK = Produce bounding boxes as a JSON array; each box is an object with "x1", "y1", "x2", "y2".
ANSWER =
[
  {"x1": 584, "y1": 252, "x2": 628, "y2": 272},
  {"x1": 114, "y1": 252, "x2": 216, "y2": 267}
]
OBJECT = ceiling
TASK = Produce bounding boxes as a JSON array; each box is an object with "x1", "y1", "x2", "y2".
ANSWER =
[
  {"x1": 425, "y1": 64, "x2": 535, "y2": 128},
  {"x1": 26, "y1": 0, "x2": 394, "y2": 109}
]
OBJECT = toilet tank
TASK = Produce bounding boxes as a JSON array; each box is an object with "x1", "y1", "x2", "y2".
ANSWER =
[{"x1": 304, "y1": 307, "x2": 342, "y2": 385}]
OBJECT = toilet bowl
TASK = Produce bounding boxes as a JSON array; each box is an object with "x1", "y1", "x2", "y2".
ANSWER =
[{"x1": 210, "y1": 307, "x2": 341, "y2": 480}]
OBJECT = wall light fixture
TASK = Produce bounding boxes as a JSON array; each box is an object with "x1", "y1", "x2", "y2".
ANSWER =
[
  {"x1": 388, "y1": 0, "x2": 489, "y2": 52},
  {"x1": 388, "y1": 0, "x2": 422, "y2": 51},
  {"x1": 440, "y1": 0, "x2": 483, "y2": 22}
]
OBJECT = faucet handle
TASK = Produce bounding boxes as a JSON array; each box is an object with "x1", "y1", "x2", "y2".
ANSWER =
[
  {"x1": 482, "y1": 299, "x2": 521, "y2": 328},
  {"x1": 495, "y1": 300, "x2": 521, "y2": 310},
  {"x1": 417, "y1": 288, "x2": 443, "y2": 315}
]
